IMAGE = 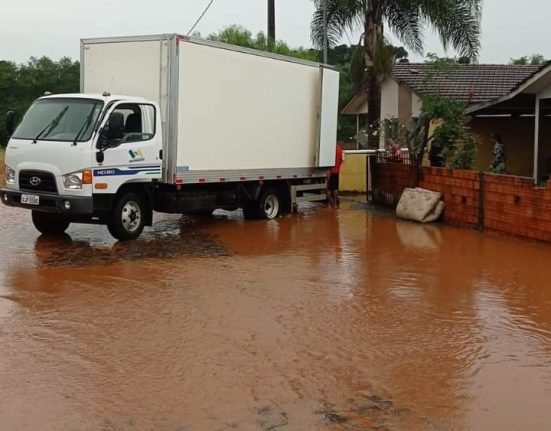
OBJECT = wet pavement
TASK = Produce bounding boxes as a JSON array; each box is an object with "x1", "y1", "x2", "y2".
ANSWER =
[{"x1": 1, "y1": 198, "x2": 551, "y2": 431}]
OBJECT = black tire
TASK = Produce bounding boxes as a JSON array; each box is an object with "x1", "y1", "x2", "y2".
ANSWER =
[
  {"x1": 107, "y1": 193, "x2": 146, "y2": 241},
  {"x1": 258, "y1": 187, "x2": 282, "y2": 219},
  {"x1": 32, "y1": 211, "x2": 70, "y2": 236},
  {"x1": 242, "y1": 205, "x2": 260, "y2": 219}
]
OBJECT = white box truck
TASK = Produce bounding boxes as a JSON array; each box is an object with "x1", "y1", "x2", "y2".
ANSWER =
[{"x1": 1, "y1": 34, "x2": 340, "y2": 240}]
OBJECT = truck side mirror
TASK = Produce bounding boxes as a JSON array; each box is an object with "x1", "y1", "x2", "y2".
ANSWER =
[
  {"x1": 6, "y1": 111, "x2": 15, "y2": 136},
  {"x1": 107, "y1": 112, "x2": 124, "y2": 141}
]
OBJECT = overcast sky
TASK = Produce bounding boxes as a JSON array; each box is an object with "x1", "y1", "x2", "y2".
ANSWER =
[{"x1": 1, "y1": 0, "x2": 549, "y2": 64}]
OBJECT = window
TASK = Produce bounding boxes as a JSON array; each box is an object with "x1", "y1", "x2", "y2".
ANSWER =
[
  {"x1": 12, "y1": 98, "x2": 104, "y2": 143},
  {"x1": 109, "y1": 103, "x2": 156, "y2": 143}
]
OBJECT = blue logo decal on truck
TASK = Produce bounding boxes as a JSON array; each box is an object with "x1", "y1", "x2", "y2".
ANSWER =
[{"x1": 93, "y1": 166, "x2": 161, "y2": 177}]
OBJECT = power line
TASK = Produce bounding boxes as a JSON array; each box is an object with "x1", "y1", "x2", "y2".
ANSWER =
[{"x1": 187, "y1": 0, "x2": 215, "y2": 36}]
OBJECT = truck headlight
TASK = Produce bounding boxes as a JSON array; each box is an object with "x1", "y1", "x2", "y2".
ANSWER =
[
  {"x1": 5, "y1": 166, "x2": 15, "y2": 185},
  {"x1": 63, "y1": 172, "x2": 83, "y2": 190},
  {"x1": 62, "y1": 170, "x2": 92, "y2": 190}
]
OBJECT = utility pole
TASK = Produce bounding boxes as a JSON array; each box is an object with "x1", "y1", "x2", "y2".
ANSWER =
[{"x1": 268, "y1": 0, "x2": 275, "y2": 51}]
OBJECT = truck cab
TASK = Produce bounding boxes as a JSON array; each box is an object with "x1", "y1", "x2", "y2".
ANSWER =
[{"x1": 2, "y1": 93, "x2": 163, "y2": 240}]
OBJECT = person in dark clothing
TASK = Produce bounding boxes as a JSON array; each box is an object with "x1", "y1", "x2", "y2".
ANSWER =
[
  {"x1": 490, "y1": 133, "x2": 506, "y2": 174},
  {"x1": 428, "y1": 141, "x2": 445, "y2": 167}
]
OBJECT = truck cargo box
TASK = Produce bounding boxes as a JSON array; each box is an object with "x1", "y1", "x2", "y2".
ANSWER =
[{"x1": 81, "y1": 34, "x2": 339, "y2": 184}]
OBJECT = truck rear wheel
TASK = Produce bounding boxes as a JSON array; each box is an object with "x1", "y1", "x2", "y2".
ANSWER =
[
  {"x1": 261, "y1": 190, "x2": 280, "y2": 219},
  {"x1": 107, "y1": 193, "x2": 146, "y2": 241},
  {"x1": 243, "y1": 187, "x2": 282, "y2": 220},
  {"x1": 32, "y1": 211, "x2": 70, "y2": 236}
]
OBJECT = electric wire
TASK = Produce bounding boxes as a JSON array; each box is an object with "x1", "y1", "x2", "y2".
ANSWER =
[{"x1": 187, "y1": 0, "x2": 215, "y2": 35}]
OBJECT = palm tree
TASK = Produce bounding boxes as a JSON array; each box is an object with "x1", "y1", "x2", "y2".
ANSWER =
[{"x1": 311, "y1": 0, "x2": 482, "y2": 148}]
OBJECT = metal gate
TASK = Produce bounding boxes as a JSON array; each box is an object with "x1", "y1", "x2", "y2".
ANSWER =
[{"x1": 368, "y1": 151, "x2": 419, "y2": 206}]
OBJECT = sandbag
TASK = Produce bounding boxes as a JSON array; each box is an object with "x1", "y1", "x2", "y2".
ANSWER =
[{"x1": 396, "y1": 188, "x2": 445, "y2": 223}]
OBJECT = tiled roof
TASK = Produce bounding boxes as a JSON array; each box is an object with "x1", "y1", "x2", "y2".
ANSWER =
[{"x1": 393, "y1": 63, "x2": 542, "y2": 104}]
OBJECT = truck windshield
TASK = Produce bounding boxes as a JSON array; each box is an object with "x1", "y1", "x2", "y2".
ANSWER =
[{"x1": 12, "y1": 98, "x2": 104, "y2": 143}]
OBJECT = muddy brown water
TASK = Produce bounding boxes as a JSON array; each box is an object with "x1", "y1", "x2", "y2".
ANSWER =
[{"x1": 1, "y1": 199, "x2": 551, "y2": 431}]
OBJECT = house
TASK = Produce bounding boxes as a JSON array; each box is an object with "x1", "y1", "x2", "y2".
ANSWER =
[{"x1": 342, "y1": 63, "x2": 551, "y2": 181}]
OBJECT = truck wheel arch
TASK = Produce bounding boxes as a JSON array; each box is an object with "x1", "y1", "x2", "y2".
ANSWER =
[{"x1": 114, "y1": 183, "x2": 154, "y2": 226}]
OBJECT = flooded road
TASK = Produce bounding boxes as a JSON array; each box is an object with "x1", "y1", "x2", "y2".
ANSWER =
[{"x1": 1, "y1": 200, "x2": 551, "y2": 431}]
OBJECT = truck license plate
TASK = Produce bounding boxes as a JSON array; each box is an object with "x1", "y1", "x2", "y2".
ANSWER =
[{"x1": 21, "y1": 194, "x2": 40, "y2": 205}]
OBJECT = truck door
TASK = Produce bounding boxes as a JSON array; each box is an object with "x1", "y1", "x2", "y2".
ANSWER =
[{"x1": 94, "y1": 102, "x2": 163, "y2": 189}]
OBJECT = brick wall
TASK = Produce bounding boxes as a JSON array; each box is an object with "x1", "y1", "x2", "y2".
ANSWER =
[
  {"x1": 415, "y1": 166, "x2": 551, "y2": 243},
  {"x1": 484, "y1": 174, "x2": 551, "y2": 242},
  {"x1": 419, "y1": 167, "x2": 480, "y2": 228}
]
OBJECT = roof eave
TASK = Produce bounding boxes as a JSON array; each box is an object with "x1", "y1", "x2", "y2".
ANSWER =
[{"x1": 466, "y1": 62, "x2": 551, "y2": 114}]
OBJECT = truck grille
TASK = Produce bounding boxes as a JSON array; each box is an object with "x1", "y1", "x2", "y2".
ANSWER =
[{"x1": 19, "y1": 170, "x2": 58, "y2": 194}]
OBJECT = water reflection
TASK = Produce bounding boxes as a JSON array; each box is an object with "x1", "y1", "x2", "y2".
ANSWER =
[{"x1": 0, "y1": 201, "x2": 551, "y2": 430}]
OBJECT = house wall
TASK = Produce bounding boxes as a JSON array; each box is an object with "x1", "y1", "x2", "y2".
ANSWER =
[
  {"x1": 380, "y1": 80, "x2": 417, "y2": 123},
  {"x1": 470, "y1": 116, "x2": 535, "y2": 177},
  {"x1": 381, "y1": 79, "x2": 400, "y2": 120},
  {"x1": 411, "y1": 93, "x2": 422, "y2": 117},
  {"x1": 398, "y1": 85, "x2": 412, "y2": 123}
]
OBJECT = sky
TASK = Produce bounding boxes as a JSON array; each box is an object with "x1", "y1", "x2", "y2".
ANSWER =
[{"x1": 1, "y1": 0, "x2": 550, "y2": 64}]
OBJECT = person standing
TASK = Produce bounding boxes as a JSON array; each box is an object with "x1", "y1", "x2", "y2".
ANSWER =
[
  {"x1": 327, "y1": 142, "x2": 344, "y2": 208},
  {"x1": 490, "y1": 133, "x2": 506, "y2": 174}
]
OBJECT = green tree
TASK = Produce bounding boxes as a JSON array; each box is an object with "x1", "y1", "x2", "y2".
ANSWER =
[
  {"x1": 207, "y1": 25, "x2": 318, "y2": 61},
  {"x1": 0, "y1": 56, "x2": 79, "y2": 146},
  {"x1": 383, "y1": 55, "x2": 477, "y2": 169},
  {"x1": 510, "y1": 54, "x2": 546, "y2": 65},
  {"x1": 311, "y1": 0, "x2": 482, "y2": 148}
]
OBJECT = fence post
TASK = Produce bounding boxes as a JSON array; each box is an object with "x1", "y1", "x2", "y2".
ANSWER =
[{"x1": 478, "y1": 171, "x2": 485, "y2": 231}]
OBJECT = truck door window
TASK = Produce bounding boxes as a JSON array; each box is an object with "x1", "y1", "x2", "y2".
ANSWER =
[{"x1": 110, "y1": 103, "x2": 156, "y2": 143}]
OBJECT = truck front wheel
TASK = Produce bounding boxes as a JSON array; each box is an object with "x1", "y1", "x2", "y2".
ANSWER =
[
  {"x1": 107, "y1": 193, "x2": 146, "y2": 241},
  {"x1": 32, "y1": 211, "x2": 70, "y2": 236}
]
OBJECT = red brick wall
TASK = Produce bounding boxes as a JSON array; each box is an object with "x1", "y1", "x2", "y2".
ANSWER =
[
  {"x1": 419, "y1": 167, "x2": 481, "y2": 228},
  {"x1": 375, "y1": 162, "x2": 551, "y2": 242},
  {"x1": 417, "y1": 167, "x2": 551, "y2": 242},
  {"x1": 483, "y1": 174, "x2": 551, "y2": 242}
]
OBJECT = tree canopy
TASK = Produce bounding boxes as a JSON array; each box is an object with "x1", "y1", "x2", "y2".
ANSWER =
[
  {"x1": 205, "y1": 25, "x2": 319, "y2": 62},
  {"x1": 0, "y1": 57, "x2": 79, "y2": 145},
  {"x1": 510, "y1": 54, "x2": 547, "y2": 66},
  {"x1": 311, "y1": 0, "x2": 482, "y2": 148}
]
